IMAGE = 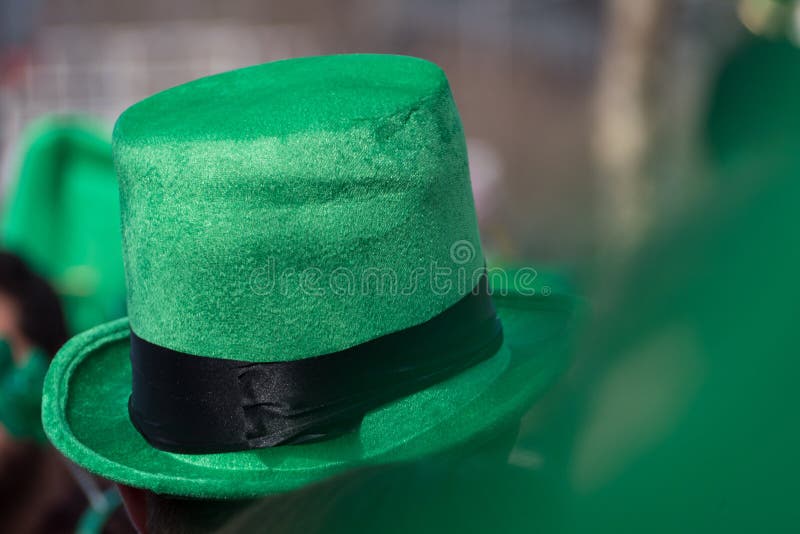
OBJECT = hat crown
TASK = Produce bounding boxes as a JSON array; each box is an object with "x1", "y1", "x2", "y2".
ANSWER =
[{"x1": 113, "y1": 54, "x2": 484, "y2": 362}]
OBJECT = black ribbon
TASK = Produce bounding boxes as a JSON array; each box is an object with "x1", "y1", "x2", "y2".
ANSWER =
[{"x1": 128, "y1": 275, "x2": 503, "y2": 454}]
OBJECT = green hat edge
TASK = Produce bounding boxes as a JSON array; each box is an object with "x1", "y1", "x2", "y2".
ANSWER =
[{"x1": 42, "y1": 294, "x2": 577, "y2": 498}]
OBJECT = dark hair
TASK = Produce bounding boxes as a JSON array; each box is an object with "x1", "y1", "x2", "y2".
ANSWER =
[{"x1": 0, "y1": 251, "x2": 69, "y2": 357}]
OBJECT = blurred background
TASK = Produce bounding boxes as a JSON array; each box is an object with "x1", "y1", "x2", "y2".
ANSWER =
[
  {"x1": 2, "y1": 0, "x2": 800, "y2": 532},
  {"x1": 1, "y1": 0, "x2": 761, "y2": 263}
]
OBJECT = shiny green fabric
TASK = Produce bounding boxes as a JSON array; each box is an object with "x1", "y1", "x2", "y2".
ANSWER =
[
  {"x1": 1, "y1": 116, "x2": 127, "y2": 333},
  {"x1": 0, "y1": 340, "x2": 48, "y2": 442},
  {"x1": 113, "y1": 54, "x2": 483, "y2": 362},
  {"x1": 42, "y1": 54, "x2": 577, "y2": 497}
]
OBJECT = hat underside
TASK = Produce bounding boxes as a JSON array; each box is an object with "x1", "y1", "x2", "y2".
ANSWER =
[{"x1": 43, "y1": 296, "x2": 574, "y2": 498}]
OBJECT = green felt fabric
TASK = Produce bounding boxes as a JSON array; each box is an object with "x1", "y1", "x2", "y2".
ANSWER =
[
  {"x1": 2, "y1": 116, "x2": 127, "y2": 334},
  {"x1": 42, "y1": 291, "x2": 576, "y2": 497},
  {"x1": 113, "y1": 54, "x2": 484, "y2": 362},
  {"x1": 0, "y1": 340, "x2": 48, "y2": 442}
]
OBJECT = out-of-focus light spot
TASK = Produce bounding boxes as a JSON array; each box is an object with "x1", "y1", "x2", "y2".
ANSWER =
[
  {"x1": 571, "y1": 325, "x2": 705, "y2": 493},
  {"x1": 57, "y1": 265, "x2": 99, "y2": 297},
  {"x1": 792, "y1": 3, "x2": 800, "y2": 43},
  {"x1": 738, "y1": 0, "x2": 795, "y2": 38},
  {"x1": 466, "y1": 138, "x2": 504, "y2": 224}
]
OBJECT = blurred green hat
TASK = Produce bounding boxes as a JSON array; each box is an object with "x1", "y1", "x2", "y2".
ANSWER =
[
  {"x1": 706, "y1": 35, "x2": 800, "y2": 178},
  {"x1": 2, "y1": 116, "x2": 126, "y2": 333},
  {"x1": 42, "y1": 55, "x2": 577, "y2": 498}
]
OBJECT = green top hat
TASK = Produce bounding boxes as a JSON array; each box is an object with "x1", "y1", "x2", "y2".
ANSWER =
[
  {"x1": 2, "y1": 116, "x2": 127, "y2": 333},
  {"x1": 42, "y1": 54, "x2": 577, "y2": 498}
]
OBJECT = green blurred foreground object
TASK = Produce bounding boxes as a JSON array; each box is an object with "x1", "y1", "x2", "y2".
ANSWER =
[
  {"x1": 564, "y1": 155, "x2": 800, "y2": 534},
  {"x1": 0, "y1": 339, "x2": 48, "y2": 442},
  {"x1": 554, "y1": 35, "x2": 800, "y2": 533},
  {"x1": 41, "y1": 54, "x2": 578, "y2": 498},
  {"x1": 706, "y1": 36, "x2": 800, "y2": 174},
  {"x1": 1, "y1": 116, "x2": 126, "y2": 334},
  {"x1": 218, "y1": 450, "x2": 557, "y2": 534}
]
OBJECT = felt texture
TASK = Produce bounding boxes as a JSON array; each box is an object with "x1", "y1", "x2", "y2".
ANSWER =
[
  {"x1": 42, "y1": 291, "x2": 576, "y2": 497},
  {"x1": 1, "y1": 116, "x2": 127, "y2": 334},
  {"x1": 113, "y1": 54, "x2": 484, "y2": 361}
]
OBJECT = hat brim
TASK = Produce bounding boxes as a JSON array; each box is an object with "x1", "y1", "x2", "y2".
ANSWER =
[{"x1": 42, "y1": 293, "x2": 576, "y2": 498}]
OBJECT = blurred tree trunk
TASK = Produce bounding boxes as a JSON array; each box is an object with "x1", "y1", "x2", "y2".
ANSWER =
[{"x1": 593, "y1": 0, "x2": 739, "y2": 253}]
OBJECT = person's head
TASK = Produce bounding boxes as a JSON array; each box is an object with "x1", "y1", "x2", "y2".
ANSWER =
[
  {"x1": 0, "y1": 253, "x2": 71, "y2": 523},
  {"x1": 0, "y1": 251, "x2": 68, "y2": 359}
]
